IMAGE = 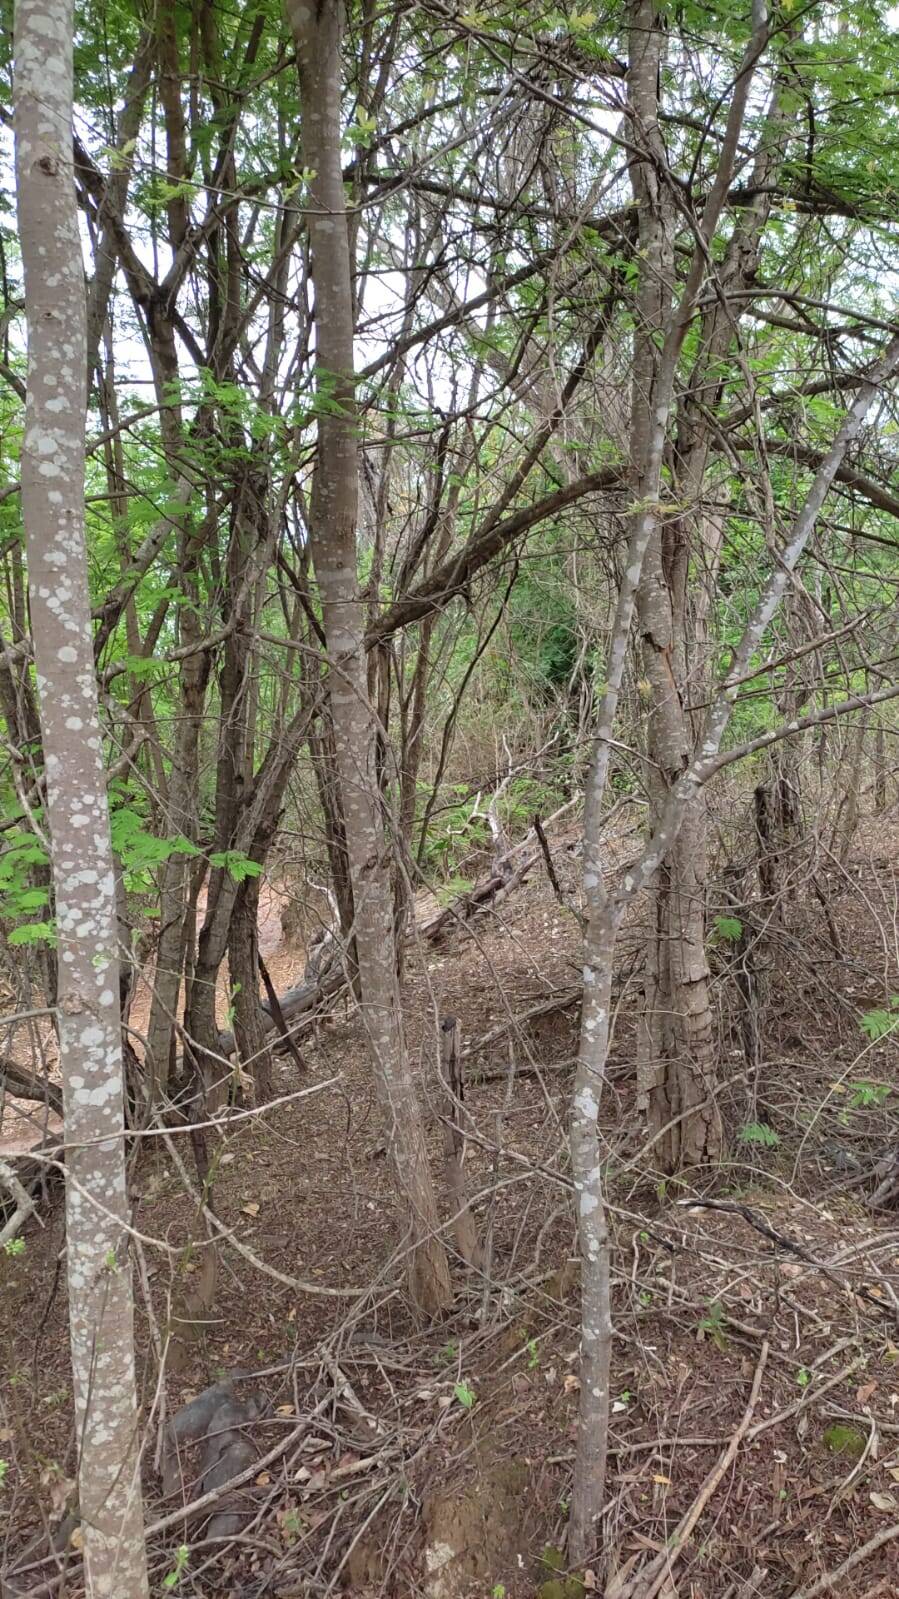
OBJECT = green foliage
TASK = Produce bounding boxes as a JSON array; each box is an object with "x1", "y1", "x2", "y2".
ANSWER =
[
  {"x1": 7, "y1": 921, "x2": 55, "y2": 947},
  {"x1": 110, "y1": 802, "x2": 200, "y2": 894},
  {"x1": 453, "y1": 1379, "x2": 476, "y2": 1409},
  {"x1": 537, "y1": 1546, "x2": 585, "y2": 1599},
  {"x1": 0, "y1": 825, "x2": 49, "y2": 921},
  {"x1": 162, "y1": 1544, "x2": 190, "y2": 1589},
  {"x1": 208, "y1": 851, "x2": 263, "y2": 884},
  {"x1": 738, "y1": 1122, "x2": 780, "y2": 1150},
  {"x1": 539, "y1": 1546, "x2": 566, "y2": 1573},
  {"x1": 418, "y1": 788, "x2": 488, "y2": 877},
  {"x1": 848, "y1": 1080, "x2": 891, "y2": 1109},
  {"x1": 698, "y1": 1300, "x2": 729, "y2": 1351},
  {"x1": 860, "y1": 998, "x2": 899, "y2": 1042},
  {"x1": 711, "y1": 915, "x2": 743, "y2": 944}
]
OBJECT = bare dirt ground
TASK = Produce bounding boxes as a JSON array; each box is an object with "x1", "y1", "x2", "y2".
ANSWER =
[{"x1": 1, "y1": 809, "x2": 898, "y2": 1598}]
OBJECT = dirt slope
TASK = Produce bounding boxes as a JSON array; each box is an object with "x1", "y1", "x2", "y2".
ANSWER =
[{"x1": 1, "y1": 814, "x2": 898, "y2": 1597}]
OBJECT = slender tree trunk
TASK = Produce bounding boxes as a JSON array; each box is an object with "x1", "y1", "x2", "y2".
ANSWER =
[
  {"x1": 636, "y1": 41, "x2": 788, "y2": 1172},
  {"x1": 438, "y1": 1018, "x2": 483, "y2": 1269},
  {"x1": 569, "y1": 0, "x2": 770, "y2": 1557},
  {"x1": 14, "y1": 2, "x2": 149, "y2": 1590},
  {"x1": 641, "y1": 805, "x2": 721, "y2": 1168},
  {"x1": 144, "y1": 592, "x2": 211, "y2": 1094},
  {"x1": 309, "y1": 707, "x2": 358, "y2": 977},
  {"x1": 229, "y1": 875, "x2": 274, "y2": 1101},
  {"x1": 286, "y1": 0, "x2": 451, "y2": 1316},
  {"x1": 874, "y1": 713, "x2": 887, "y2": 812}
]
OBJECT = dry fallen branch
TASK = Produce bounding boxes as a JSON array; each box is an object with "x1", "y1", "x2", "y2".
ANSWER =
[
  {"x1": 608, "y1": 1341, "x2": 769, "y2": 1599},
  {"x1": 677, "y1": 1198, "x2": 896, "y2": 1321},
  {"x1": 0, "y1": 1157, "x2": 40, "y2": 1246},
  {"x1": 785, "y1": 1520, "x2": 899, "y2": 1599},
  {"x1": 0, "y1": 1056, "x2": 63, "y2": 1118}
]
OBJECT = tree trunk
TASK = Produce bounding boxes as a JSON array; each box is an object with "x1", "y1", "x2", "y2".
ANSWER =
[
  {"x1": 633, "y1": 27, "x2": 790, "y2": 1174},
  {"x1": 308, "y1": 706, "x2": 359, "y2": 987},
  {"x1": 286, "y1": 0, "x2": 451, "y2": 1316},
  {"x1": 636, "y1": 516, "x2": 721, "y2": 1169},
  {"x1": 874, "y1": 712, "x2": 887, "y2": 812},
  {"x1": 640, "y1": 801, "x2": 721, "y2": 1169},
  {"x1": 144, "y1": 533, "x2": 211, "y2": 1097},
  {"x1": 14, "y1": 1, "x2": 149, "y2": 1588},
  {"x1": 438, "y1": 1018, "x2": 483, "y2": 1269},
  {"x1": 229, "y1": 875, "x2": 274, "y2": 1102},
  {"x1": 626, "y1": 0, "x2": 721, "y2": 1172},
  {"x1": 569, "y1": 0, "x2": 770, "y2": 1555}
]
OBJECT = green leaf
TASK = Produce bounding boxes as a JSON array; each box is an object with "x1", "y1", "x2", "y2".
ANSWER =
[
  {"x1": 713, "y1": 915, "x2": 743, "y2": 943},
  {"x1": 162, "y1": 1544, "x2": 190, "y2": 1588},
  {"x1": 860, "y1": 1001, "x2": 899, "y2": 1041},
  {"x1": 848, "y1": 1080, "x2": 891, "y2": 1108},
  {"x1": 8, "y1": 921, "x2": 56, "y2": 947},
  {"x1": 738, "y1": 1122, "x2": 780, "y2": 1149},
  {"x1": 208, "y1": 850, "x2": 263, "y2": 883},
  {"x1": 453, "y1": 1380, "x2": 476, "y2": 1409},
  {"x1": 699, "y1": 1300, "x2": 729, "y2": 1351}
]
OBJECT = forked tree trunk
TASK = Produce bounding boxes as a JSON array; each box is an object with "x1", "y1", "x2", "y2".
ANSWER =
[
  {"x1": 286, "y1": 0, "x2": 451, "y2": 1315},
  {"x1": 13, "y1": 2, "x2": 149, "y2": 1590}
]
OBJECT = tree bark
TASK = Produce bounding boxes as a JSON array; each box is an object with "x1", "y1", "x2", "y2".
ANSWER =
[
  {"x1": 14, "y1": 1, "x2": 149, "y2": 1589},
  {"x1": 569, "y1": 0, "x2": 770, "y2": 1556},
  {"x1": 635, "y1": 40, "x2": 788, "y2": 1172},
  {"x1": 229, "y1": 875, "x2": 274, "y2": 1102},
  {"x1": 438, "y1": 1018, "x2": 483, "y2": 1269},
  {"x1": 286, "y1": 0, "x2": 451, "y2": 1316}
]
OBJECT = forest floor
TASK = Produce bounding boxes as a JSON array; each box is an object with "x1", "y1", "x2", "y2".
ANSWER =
[{"x1": 2, "y1": 806, "x2": 899, "y2": 1599}]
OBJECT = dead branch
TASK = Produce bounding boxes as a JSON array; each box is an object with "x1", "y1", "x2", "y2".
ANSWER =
[
  {"x1": 0, "y1": 1056, "x2": 63, "y2": 1118},
  {"x1": 609, "y1": 1341, "x2": 769, "y2": 1599},
  {"x1": 786, "y1": 1521, "x2": 899, "y2": 1599}
]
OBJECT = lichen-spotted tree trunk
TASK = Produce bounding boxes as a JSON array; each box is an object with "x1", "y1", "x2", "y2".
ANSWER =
[
  {"x1": 286, "y1": 0, "x2": 451, "y2": 1315},
  {"x1": 13, "y1": 0, "x2": 149, "y2": 1591}
]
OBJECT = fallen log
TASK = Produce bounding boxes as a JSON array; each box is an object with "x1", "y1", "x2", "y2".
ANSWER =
[
  {"x1": 217, "y1": 960, "x2": 347, "y2": 1058},
  {"x1": 0, "y1": 1055, "x2": 64, "y2": 1119},
  {"x1": 217, "y1": 798, "x2": 596, "y2": 1060},
  {"x1": 417, "y1": 796, "x2": 581, "y2": 943}
]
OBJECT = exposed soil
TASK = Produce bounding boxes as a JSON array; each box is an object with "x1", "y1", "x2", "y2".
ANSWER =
[{"x1": 1, "y1": 807, "x2": 898, "y2": 1598}]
